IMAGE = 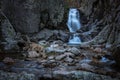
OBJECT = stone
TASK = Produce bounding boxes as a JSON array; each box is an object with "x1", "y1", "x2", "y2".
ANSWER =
[
  {"x1": 42, "y1": 60, "x2": 58, "y2": 68},
  {"x1": 79, "y1": 59, "x2": 92, "y2": 64},
  {"x1": 53, "y1": 70, "x2": 119, "y2": 80},
  {"x1": 80, "y1": 42, "x2": 91, "y2": 48},
  {"x1": 0, "y1": 12, "x2": 16, "y2": 39},
  {"x1": 32, "y1": 29, "x2": 69, "y2": 41},
  {"x1": 55, "y1": 54, "x2": 66, "y2": 61},
  {"x1": 3, "y1": 57, "x2": 15, "y2": 65},
  {"x1": 28, "y1": 51, "x2": 40, "y2": 58},
  {"x1": 38, "y1": 40, "x2": 48, "y2": 46},
  {"x1": 64, "y1": 57, "x2": 73, "y2": 63},
  {"x1": 68, "y1": 47, "x2": 81, "y2": 56},
  {"x1": 0, "y1": 11, "x2": 17, "y2": 51},
  {"x1": 45, "y1": 47, "x2": 66, "y2": 53},
  {"x1": 50, "y1": 44, "x2": 59, "y2": 48},
  {"x1": 0, "y1": 70, "x2": 36, "y2": 80},
  {"x1": 48, "y1": 56, "x2": 54, "y2": 60},
  {"x1": 2, "y1": 0, "x2": 41, "y2": 33},
  {"x1": 59, "y1": 30, "x2": 69, "y2": 42},
  {"x1": 37, "y1": 59, "x2": 47, "y2": 63},
  {"x1": 94, "y1": 47, "x2": 102, "y2": 53},
  {"x1": 52, "y1": 40, "x2": 64, "y2": 45},
  {"x1": 33, "y1": 29, "x2": 53, "y2": 40},
  {"x1": 80, "y1": 63, "x2": 94, "y2": 71},
  {"x1": 23, "y1": 42, "x2": 46, "y2": 58},
  {"x1": 2, "y1": 0, "x2": 65, "y2": 33},
  {"x1": 64, "y1": 52, "x2": 75, "y2": 58},
  {"x1": 105, "y1": 43, "x2": 112, "y2": 50}
]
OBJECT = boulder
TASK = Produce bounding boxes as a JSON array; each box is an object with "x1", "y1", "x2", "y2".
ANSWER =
[
  {"x1": 45, "y1": 47, "x2": 66, "y2": 54},
  {"x1": 32, "y1": 29, "x2": 69, "y2": 42},
  {"x1": 28, "y1": 51, "x2": 40, "y2": 58},
  {"x1": 1, "y1": 0, "x2": 65, "y2": 33},
  {"x1": 55, "y1": 54, "x2": 66, "y2": 61},
  {"x1": 67, "y1": 47, "x2": 81, "y2": 56},
  {"x1": 32, "y1": 29, "x2": 54, "y2": 40},
  {"x1": 64, "y1": 56, "x2": 73, "y2": 63},
  {"x1": 0, "y1": 11, "x2": 18, "y2": 51}
]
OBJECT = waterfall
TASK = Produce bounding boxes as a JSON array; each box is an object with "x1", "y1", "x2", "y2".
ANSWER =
[{"x1": 67, "y1": 8, "x2": 81, "y2": 44}]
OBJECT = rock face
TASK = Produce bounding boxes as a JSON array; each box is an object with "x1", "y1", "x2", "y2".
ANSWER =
[
  {"x1": 0, "y1": 10, "x2": 17, "y2": 51},
  {"x1": 1, "y1": 0, "x2": 65, "y2": 33},
  {"x1": 0, "y1": 11, "x2": 16, "y2": 40},
  {"x1": 1, "y1": 0, "x2": 120, "y2": 42},
  {"x1": 79, "y1": 0, "x2": 120, "y2": 45},
  {"x1": 112, "y1": 45, "x2": 120, "y2": 67}
]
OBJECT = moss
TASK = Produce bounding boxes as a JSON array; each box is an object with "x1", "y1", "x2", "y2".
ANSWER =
[{"x1": 46, "y1": 52, "x2": 57, "y2": 56}]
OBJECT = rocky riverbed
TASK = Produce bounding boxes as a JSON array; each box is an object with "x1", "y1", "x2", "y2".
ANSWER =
[{"x1": 0, "y1": 40, "x2": 120, "y2": 80}]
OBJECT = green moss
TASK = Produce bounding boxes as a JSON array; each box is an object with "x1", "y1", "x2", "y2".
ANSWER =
[
  {"x1": 46, "y1": 52, "x2": 57, "y2": 56},
  {"x1": 43, "y1": 45, "x2": 48, "y2": 48}
]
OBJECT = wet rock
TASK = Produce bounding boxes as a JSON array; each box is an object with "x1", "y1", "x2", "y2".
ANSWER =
[
  {"x1": 55, "y1": 54, "x2": 66, "y2": 61},
  {"x1": 48, "y1": 56, "x2": 55, "y2": 60},
  {"x1": 45, "y1": 47, "x2": 66, "y2": 53},
  {"x1": 53, "y1": 70, "x2": 119, "y2": 80},
  {"x1": 3, "y1": 57, "x2": 15, "y2": 65},
  {"x1": 105, "y1": 43, "x2": 112, "y2": 50},
  {"x1": 32, "y1": 29, "x2": 69, "y2": 42},
  {"x1": 80, "y1": 42, "x2": 90, "y2": 48},
  {"x1": 94, "y1": 47, "x2": 102, "y2": 53},
  {"x1": 64, "y1": 57, "x2": 73, "y2": 63},
  {"x1": 33, "y1": 29, "x2": 53, "y2": 40},
  {"x1": 42, "y1": 60, "x2": 59, "y2": 68},
  {"x1": 64, "y1": 52, "x2": 75, "y2": 58},
  {"x1": 38, "y1": 40, "x2": 48, "y2": 46},
  {"x1": 68, "y1": 47, "x2": 81, "y2": 56},
  {"x1": 0, "y1": 11, "x2": 16, "y2": 39},
  {"x1": 80, "y1": 63, "x2": 94, "y2": 71},
  {"x1": 2, "y1": 0, "x2": 41, "y2": 33},
  {"x1": 37, "y1": 59, "x2": 47, "y2": 64},
  {"x1": 50, "y1": 44, "x2": 59, "y2": 48},
  {"x1": 79, "y1": 59, "x2": 92, "y2": 64},
  {"x1": 53, "y1": 30, "x2": 69, "y2": 42},
  {"x1": 28, "y1": 51, "x2": 40, "y2": 58},
  {"x1": 0, "y1": 70, "x2": 36, "y2": 80},
  {"x1": 0, "y1": 11, "x2": 18, "y2": 51},
  {"x1": 2, "y1": 0, "x2": 65, "y2": 33},
  {"x1": 52, "y1": 40, "x2": 64, "y2": 45}
]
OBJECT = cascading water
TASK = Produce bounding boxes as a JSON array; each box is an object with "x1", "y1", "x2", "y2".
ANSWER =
[{"x1": 67, "y1": 8, "x2": 81, "y2": 44}]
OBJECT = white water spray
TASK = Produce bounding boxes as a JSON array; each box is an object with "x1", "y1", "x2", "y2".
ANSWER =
[{"x1": 67, "y1": 8, "x2": 81, "y2": 44}]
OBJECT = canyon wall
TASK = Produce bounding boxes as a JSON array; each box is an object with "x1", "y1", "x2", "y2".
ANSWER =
[{"x1": 1, "y1": 0, "x2": 65, "y2": 33}]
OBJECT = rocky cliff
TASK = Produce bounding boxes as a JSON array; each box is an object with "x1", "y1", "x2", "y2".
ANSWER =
[
  {"x1": 1, "y1": 0, "x2": 120, "y2": 45},
  {"x1": 1, "y1": 0, "x2": 65, "y2": 33}
]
